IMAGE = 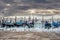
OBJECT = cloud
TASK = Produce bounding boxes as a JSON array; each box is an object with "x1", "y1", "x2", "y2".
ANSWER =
[
  {"x1": 1, "y1": 0, "x2": 60, "y2": 4},
  {"x1": 0, "y1": 0, "x2": 14, "y2": 3},
  {"x1": 0, "y1": 0, "x2": 60, "y2": 16},
  {"x1": 15, "y1": 6, "x2": 31, "y2": 10}
]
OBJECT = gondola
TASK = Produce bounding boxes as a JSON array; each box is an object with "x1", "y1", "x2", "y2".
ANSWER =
[
  {"x1": 1, "y1": 17, "x2": 14, "y2": 28},
  {"x1": 52, "y1": 21, "x2": 60, "y2": 28},
  {"x1": 27, "y1": 20, "x2": 34, "y2": 28},
  {"x1": 14, "y1": 21, "x2": 25, "y2": 27},
  {"x1": 45, "y1": 21, "x2": 52, "y2": 29},
  {"x1": 2, "y1": 22, "x2": 14, "y2": 28}
]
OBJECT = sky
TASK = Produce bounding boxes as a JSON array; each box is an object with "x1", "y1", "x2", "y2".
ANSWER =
[{"x1": 0, "y1": 0, "x2": 60, "y2": 16}]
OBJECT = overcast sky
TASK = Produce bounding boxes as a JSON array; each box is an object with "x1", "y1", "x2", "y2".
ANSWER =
[{"x1": 0, "y1": 0, "x2": 60, "y2": 16}]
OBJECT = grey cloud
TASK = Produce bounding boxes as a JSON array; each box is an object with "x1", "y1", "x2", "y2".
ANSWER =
[
  {"x1": 1, "y1": 0, "x2": 60, "y2": 3},
  {"x1": 21, "y1": 0, "x2": 60, "y2": 3},
  {"x1": 15, "y1": 6, "x2": 31, "y2": 10},
  {"x1": 0, "y1": 0, "x2": 14, "y2": 3},
  {"x1": 0, "y1": 6, "x2": 4, "y2": 10},
  {"x1": 0, "y1": 0, "x2": 60, "y2": 16}
]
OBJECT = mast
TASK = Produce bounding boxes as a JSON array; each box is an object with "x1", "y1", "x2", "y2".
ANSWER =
[
  {"x1": 10, "y1": 18, "x2": 12, "y2": 23},
  {"x1": 42, "y1": 15, "x2": 44, "y2": 28},
  {"x1": 15, "y1": 16, "x2": 17, "y2": 22},
  {"x1": 2, "y1": 17, "x2": 4, "y2": 23}
]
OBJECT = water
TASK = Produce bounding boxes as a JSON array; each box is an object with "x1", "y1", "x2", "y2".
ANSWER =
[{"x1": 0, "y1": 23, "x2": 60, "y2": 32}]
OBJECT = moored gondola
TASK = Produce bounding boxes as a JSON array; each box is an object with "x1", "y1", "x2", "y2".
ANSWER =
[
  {"x1": 14, "y1": 21, "x2": 25, "y2": 27},
  {"x1": 52, "y1": 21, "x2": 60, "y2": 28},
  {"x1": 45, "y1": 21, "x2": 52, "y2": 29}
]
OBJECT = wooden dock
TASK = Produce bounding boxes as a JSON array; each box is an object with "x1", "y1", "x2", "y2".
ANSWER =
[{"x1": 0, "y1": 31, "x2": 60, "y2": 40}]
